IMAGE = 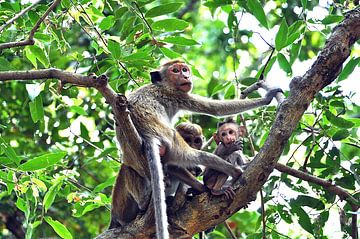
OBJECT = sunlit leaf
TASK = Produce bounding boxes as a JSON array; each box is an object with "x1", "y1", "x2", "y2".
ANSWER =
[
  {"x1": 151, "y1": 18, "x2": 189, "y2": 31},
  {"x1": 277, "y1": 53, "x2": 292, "y2": 74},
  {"x1": 162, "y1": 36, "x2": 199, "y2": 46},
  {"x1": 44, "y1": 182, "x2": 62, "y2": 212},
  {"x1": 108, "y1": 40, "x2": 121, "y2": 60},
  {"x1": 322, "y1": 15, "x2": 344, "y2": 25},
  {"x1": 275, "y1": 18, "x2": 288, "y2": 51},
  {"x1": 18, "y1": 152, "x2": 67, "y2": 171},
  {"x1": 26, "y1": 83, "x2": 42, "y2": 101},
  {"x1": 160, "y1": 47, "x2": 182, "y2": 59},
  {"x1": 247, "y1": 0, "x2": 268, "y2": 29},
  {"x1": 0, "y1": 136, "x2": 20, "y2": 165},
  {"x1": 29, "y1": 95, "x2": 44, "y2": 123},
  {"x1": 45, "y1": 216, "x2": 73, "y2": 239},
  {"x1": 29, "y1": 45, "x2": 49, "y2": 67},
  {"x1": 337, "y1": 57, "x2": 360, "y2": 82},
  {"x1": 99, "y1": 15, "x2": 114, "y2": 30},
  {"x1": 145, "y1": 3, "x2": 183, "y2": 18}
]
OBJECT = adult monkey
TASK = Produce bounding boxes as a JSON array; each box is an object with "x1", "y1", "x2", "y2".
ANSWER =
[{"x1": 111, "y1": 60, "x2": 281, "y2": 238}]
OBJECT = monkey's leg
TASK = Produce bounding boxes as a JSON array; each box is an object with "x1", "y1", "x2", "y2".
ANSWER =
[
  {"x1": 182, "y1": 149, "x2": 243, "y2": 179},
  {"x1": 111, "y1": 166, "x2": 142, "y2": 228},
  {"x1": 167, "y1": 165, "x2": 206, "y2": 192}
]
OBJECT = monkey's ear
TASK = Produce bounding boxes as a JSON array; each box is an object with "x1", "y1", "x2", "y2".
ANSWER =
[
  {"x1": 213, "y1": 133, "x2": 220, "y2": 145},
  {"x1": 150, "y1": 71, "x2": 162, "y2": 83}
]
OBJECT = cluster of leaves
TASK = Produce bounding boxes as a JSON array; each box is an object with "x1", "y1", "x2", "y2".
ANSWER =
[{"x1": 0, "y1": 0, "x2": 359, "y2": 238}]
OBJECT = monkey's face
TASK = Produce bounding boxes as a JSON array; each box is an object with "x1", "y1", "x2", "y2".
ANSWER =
[
  {"x1": 179, "y1": 132, "x2": 203, "y2": 150},
  {"x1": 217, "y1": 123, "x2": 239, "y2": 146},
  {"x1": 167, "y1": 63, "x2": 192, "y2": 93}
]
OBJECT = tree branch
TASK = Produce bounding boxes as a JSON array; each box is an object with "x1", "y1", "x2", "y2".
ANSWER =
[
  {"x1": 0, "y1": 0, "x2": 61, "y2": 51},
  {"x1": 0, "y1": 0, "x2": 42, "y2": 33}
]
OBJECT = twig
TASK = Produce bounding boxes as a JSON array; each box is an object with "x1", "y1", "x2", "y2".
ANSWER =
[
  {"x1": 0, "y1": 0, "x2": 42, "y2": 33},
  {"x1": 223, "y1": 221, "x2": 237, "y2": 239},
  {"x1": 0, "y1": 0, "x2": 61, "y2": 51},
  {"x1": 274, "y1": 163, "x2": 359, "y2": 239},
  {"x1": 177, "y1": 0, "x2": 198, "y2": 19}
]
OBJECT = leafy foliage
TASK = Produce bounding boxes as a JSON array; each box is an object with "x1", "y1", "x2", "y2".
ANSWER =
[{"x1": 0, "y1": 0, "x2": 359, "y2": 238}]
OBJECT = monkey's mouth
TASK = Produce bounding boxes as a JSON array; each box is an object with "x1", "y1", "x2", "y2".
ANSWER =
[{"x1": 180, "y1": 82, "x2": 192, "y2": 87}]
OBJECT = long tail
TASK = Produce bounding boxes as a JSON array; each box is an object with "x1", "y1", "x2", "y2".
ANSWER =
[{"x1": 144, "y1": 138, "x2": 168, "y2": 239}]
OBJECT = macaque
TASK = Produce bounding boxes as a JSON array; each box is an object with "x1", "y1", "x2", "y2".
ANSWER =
[
  {"x1": 204, "y1": 118, "x2": 249, "y2": 199},
  {"x1": 165, "y1": 122, "x2": 206, "y2": 197},
  {"x1": 110, "y1": 60, "x2": 282, "y2": 238}
]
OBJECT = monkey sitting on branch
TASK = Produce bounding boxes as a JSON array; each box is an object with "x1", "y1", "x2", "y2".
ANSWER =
[
  {"x1": 203, "y1": 118, "x2": 250, "y2": 199},
  {"x1": 110, "y1": 60, "x2": 282, "y2": 238}
]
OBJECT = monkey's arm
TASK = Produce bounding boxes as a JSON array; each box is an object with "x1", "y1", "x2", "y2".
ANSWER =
[
  {"x1": 183, "y1": 88, "x2": 281, "y2": 116},
  {"x1": 167, "y1": 165, "x2": 206, "y2": 192}
]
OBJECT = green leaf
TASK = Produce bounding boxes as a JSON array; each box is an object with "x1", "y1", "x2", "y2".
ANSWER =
[
  {"x1": 162, "y1": 36, "x2": 199, "y2": 46},
  {"x1": 332, "y1": 129, "x2": 350, "y2": 141},
  {"x1": 70, "y1": 106, "x2": 87, "y2": 116},
  {"x1": 32, "y1": 178, "x2": 47, "y2": 192},
  {"x1": 290, "y1": 43, "x2": 301, "y2": 65},
  {"x1": 122, "y1": 52, "x2": 152, "y2": 61},
  {"x1": 277, "y1": 53, "x2": 292, "y2": 74},
  {"x1": 45, "y1": 216, "x2": 73, "y2": 239},
  {"x1": 99, "y1": 15, "x2": 115, "y2": 30},
  {"x1": 151, "y1": 18, "x2": 189, "y2": 32},
  {"x1": 247, "y1": 0, "x2": 268, "y2": 29},
  {"x1": 293, "y1": 195, "x2": 325, "y2": 210},
  {"x1": 160, "y1": 47, "x2": 182, "y2": 59},
  {"x1": 18, "y1": 152, "x2": 67, "y2": 171},
  {"x1": 94, "y1": 176, "x2": 116, "y2": 192},
  {"x1": 337, "y1": 57, "x2": 360, "y2": 82},
  {"x1": 44, "y1": 182, "x2": 62, "y2": 212},
  {"x1": 145, "y1": 3, "x2": 183, "y2": 18},
  {"x1": 25, "y1": 47, "x2": 37, "y2": 68},
  {"x1": 26, "y1": 83, "x2": 42, "y2": 101},
  {"x1": 0, "y1": 136, "x2": 20, "y2": 165},
  {"x1": 29, "y1": 45, "x2": 49, "y2": 67},
  {"x1": 29, "y1": 95, "x2": 44, "y2": 123},
  {"x1": 301, "y1": 0, "x2": 307, "y2": 9},
  {"x1": 325, "y1": 111, "x2": 355, "y2": 128},
  {"x1": 114, "y1": 6, "x2": 128, "y2": 19},
  {"x1": 0, "y1": 58, "x2": 12, "y2": 71},
  {"x1": 108, "y1": 40, "x2": 121, "y2": 60},
  {"x1": 321, "y1": 15, "x2": 344, "y2": 25},
  {"x1": 16, "y1": 197, "x2": 27, "y2": 213},
  {"x1": 275, "y1": 18, "x2": 288, "y2": 51},
  {"x1": 289, "y1": 204, "x2": 314, "y2": 234}
]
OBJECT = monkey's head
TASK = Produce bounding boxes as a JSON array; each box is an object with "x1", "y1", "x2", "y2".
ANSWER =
[
  {"x1": 150, "y1": 60, "x2": 193, "y2": 93},
  {"x1": 213, "y1": 118, "x2": 246, "y2": 146},
  {"x1": 176, "y1": 122, "x2": 203, "y2": 150}
]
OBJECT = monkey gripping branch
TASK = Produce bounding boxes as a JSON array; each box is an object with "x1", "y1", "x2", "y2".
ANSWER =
[{"x1": 0, "y1": 7, "x2": 359, "y2": 239}]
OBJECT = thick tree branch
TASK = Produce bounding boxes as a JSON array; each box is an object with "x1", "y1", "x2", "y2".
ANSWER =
[{"x1": 0, "y1": 0, "x2": 60, "y2": 51}]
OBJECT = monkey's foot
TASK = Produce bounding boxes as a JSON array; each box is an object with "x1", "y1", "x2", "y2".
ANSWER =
[
  {"x1": 211, "y1": 187, "x2": 235, "y2": 200},
  {"x1": 115, "y1": 94, "x2": 128, "y2": 112}
]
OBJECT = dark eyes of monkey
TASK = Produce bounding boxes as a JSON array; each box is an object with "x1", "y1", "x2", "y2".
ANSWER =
[
  {"x1": 172, "y1": 68, "x2": 179, "y2": 73},
  {"x1": 182, "y1": 68, "x2": 188, "y2": 72}
]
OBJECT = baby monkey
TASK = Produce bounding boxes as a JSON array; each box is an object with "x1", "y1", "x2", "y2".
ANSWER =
[
  {"x1": 164, "y1": 122, "x2": 205, "y2": 197},
  {"x1": 203, "y1": 118, "x2": 248, "y2": 199}
]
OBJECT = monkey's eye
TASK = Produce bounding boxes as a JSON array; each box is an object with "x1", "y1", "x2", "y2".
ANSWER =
[
  {"x1": 182, "y1": 67, "x2": 188, "y2": 72},
  {"x1": 172, "y1": 68, "x2": 180, "y2": 73},
  {"x1": 221, "y1": 132, "x2": 227, "y2": 137},
  {"x1": 229, "y1": 130, "x2": 235, "y2": 135},
  {"x1": 194, "y1": 137, "x2": 202, "y2": 144},
  {"x1": 184, "y1": 137, "x2": 192, "y2": 143}
]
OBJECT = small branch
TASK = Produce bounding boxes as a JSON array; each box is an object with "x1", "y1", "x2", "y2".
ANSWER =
[
  {"x1": 177, "y1": 0, "x2": 198, "y2": 19},
  {"x1": 0, "y1": 0, "x2": 61, "y2": 51},
  {"x1": 274, "y1": 163, "x2": 359, "y2": 206},
  {"x1": 274, "y1": 162, "x2": 359, "y2": 239},
  {"x1": 0, "y1": 0, "x2": 42, "y2": 33}
]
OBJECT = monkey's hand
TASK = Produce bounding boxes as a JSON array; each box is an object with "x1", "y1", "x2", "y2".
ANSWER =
[
  {"x1": 265, "y1": 88, "x2": 283, "y2": 104},
  {"x1": 216, "y1": 141, "x2": 242, "y2": 158},
  {"x1": 211, "y1": 186, "x2": 236, "y2": 200}
]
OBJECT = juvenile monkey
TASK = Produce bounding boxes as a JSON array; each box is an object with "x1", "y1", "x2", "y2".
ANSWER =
[
  {"x1": 165, "y1": 122, "x2": 205, "y2": 197},
  {"x1": 111, "y1": 60, "x2": 281, "y2": 238},
  {"x1": 204, "y1": 118, "x2": 249, "y2": 199}
]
